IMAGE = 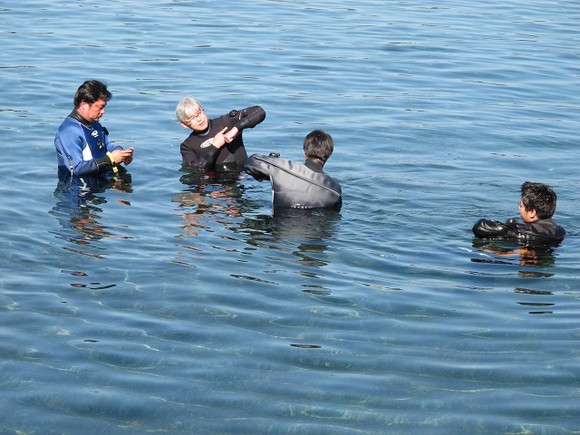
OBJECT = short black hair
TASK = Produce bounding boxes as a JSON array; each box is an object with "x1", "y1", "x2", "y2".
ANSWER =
[
  {"x1": 521, "y1": 181, "x2": 558, "y2": 219},
  {"x1": 303, "y1": 130, "x2": 334, "y2": 163},
  {"x1": 73, "y1": 80, "x2": 112, "y2": 108}
]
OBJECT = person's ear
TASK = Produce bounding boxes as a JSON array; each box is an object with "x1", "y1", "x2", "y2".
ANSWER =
[
  {"x1": 529, "y1": 208, "x2": 538, "y2": 220},
  {"x1": 180, "y1": 122, "x2": 190, "y2": 129}
]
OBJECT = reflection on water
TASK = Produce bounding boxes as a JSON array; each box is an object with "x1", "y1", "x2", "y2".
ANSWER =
[
  {"x1": 515, "y1": 287, "x2": 555, "y2": 315},
  {"x1": 471, "y1": 238, "x2": 556, "y2": 270},
  {"x1": 471, "y1": 238, "x2": 560, "y2": 315},
  {"x1": 48, "y1": 172, "x2": 134, "y2": 292},
  {"x1": 237, "y1": 208, "x2": 341, "y2": 301},
  {"x1": 176, "y1": 169, "x2": 341, "y2": 270},
  {"x1": 239, "y1": 208, "x2": 340, "y2": 269},
  {"x1": 3, "y1": 0, "x2": 579, "y2": 431},
  {"x1": 175, "y1": 169, "x2": 246, "y2": 237},
  {"x1": 49, "y1": 172, "x2": 133, "y2": 256},
  {"x1": 174, "y1": 169, "x2": 341, "y2": 295}
]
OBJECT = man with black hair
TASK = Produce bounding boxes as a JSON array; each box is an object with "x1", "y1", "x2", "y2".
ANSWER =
[
  {"x1": 54, "y1": 80, "x2": 133, "y2": 179},
  {"x1": 473, "y1": 181, "x2": 565, "y2": 247},
  {"x1": 244, "y1": 130, "x2": 342, "y2": 211}
]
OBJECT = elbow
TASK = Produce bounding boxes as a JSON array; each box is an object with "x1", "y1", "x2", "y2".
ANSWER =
[
  {"x1": 472, "y1": 219, "x2": 505, "y2": 238},
  {"x1": 236, "y1": 106, "x2": 266, "y2": 130},
  {"x1": 256, "y1": 106, "x2": 266, "y2": 123}
]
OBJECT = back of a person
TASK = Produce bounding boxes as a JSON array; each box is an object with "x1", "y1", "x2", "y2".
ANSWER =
[
  {"x1": 265, "y1": 158, "x2": 342, "y2": 209},
  {"x1": 244, "y1": 129, "x2": 342, "y2": 211}
]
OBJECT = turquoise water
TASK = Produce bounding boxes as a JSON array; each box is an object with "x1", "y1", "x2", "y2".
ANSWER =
[{"x1": 1, "y1": 1, "x2": 579, "y2": 433}]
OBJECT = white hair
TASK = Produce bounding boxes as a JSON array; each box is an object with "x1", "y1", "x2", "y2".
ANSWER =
[{"x1": 176, "y1": 96, "x2": 203, "y2": 122}]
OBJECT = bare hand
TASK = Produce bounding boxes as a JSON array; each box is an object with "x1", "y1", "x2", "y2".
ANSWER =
[
  {"x1": 123, "y1": 147, "x2": 134, "y2": 165},
  {"x1": 223, "y1": 127, "x2": 239, "y2": 143},
  {"x1": 109, "y1": 148, "x2": 134, "y2": 165},
  {"x1": 212, "y1": 127, "x2": 229, "y2": 149}
]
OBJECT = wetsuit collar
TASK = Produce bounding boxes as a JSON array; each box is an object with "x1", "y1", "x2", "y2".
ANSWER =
[
  {"x1": 305, "y1": 158, "x2": 325, "y2": 173},
  {"x1": 69, "y1": 109, "x2": 93, "y2": 128},
  {"x1": 195, "y1": 119, "x2": 212, "y2": 137}
]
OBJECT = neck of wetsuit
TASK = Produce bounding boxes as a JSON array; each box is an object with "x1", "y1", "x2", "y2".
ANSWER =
[{"x1": 69, "y1": 109, "x2": 92, "y2": 128}]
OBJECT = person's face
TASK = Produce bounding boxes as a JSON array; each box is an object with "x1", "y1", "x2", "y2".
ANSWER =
[
  {"x1": 79, "y1": 98, "x2": 107, "y2": 123},
  {"x1": 181, "y1": 107, "x2": 208, "y2": 131},
  {"x1": 519, "y1": 200, "x2": 538, "y2": 223}
]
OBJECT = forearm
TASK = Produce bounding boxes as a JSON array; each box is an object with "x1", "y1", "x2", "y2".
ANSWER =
[
  {"x1": 234, "y1": 106, "x2": 266, "y2": 131},
  {"x1": 181, "y1": 144, "x2": 221, "y2": 170},
  {"x1": 473, "y1": 218, "x2": 521, "y2": 239},
  {"x1": 472, "y1": 219, "x2": 508, "y2": 238},
  {"x1": 243, "y1": 154, "x2": 271, "y2": 181},
  {"x1": 73, "y1": 159, "x2": 102, "y2": 176}
]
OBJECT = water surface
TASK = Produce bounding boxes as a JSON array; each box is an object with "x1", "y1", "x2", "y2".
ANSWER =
[{"x1": 1, "y1": 0, "x2": 579, "y2": 433}]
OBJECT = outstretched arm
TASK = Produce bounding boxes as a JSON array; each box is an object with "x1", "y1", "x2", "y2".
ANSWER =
[
  {"x1": 472, "y1": 218, "x2": 520, "y2": 238},
  {"x1": 472, "y1": 219, "x2": 509, "y2": 238},
  {"x1": 244, "y1": 154, "x2": 272, "y2": 181},
  {"x1": 235, "y1": 106, "x2": 266, "y2": 130},
  {"x1": 225, "y1": 106, "x2": 266, "y2": 142}
]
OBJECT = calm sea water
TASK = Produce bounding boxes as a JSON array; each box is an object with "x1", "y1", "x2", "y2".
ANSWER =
[{"x1": 1, "y1": 1, "x2": 579, "y2": 433}]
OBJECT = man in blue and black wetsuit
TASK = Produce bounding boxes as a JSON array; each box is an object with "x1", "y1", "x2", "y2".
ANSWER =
[
  {"x1": 176, "y1": 96, "x2": 266, "y2": 173},
  {"x1": 244, "y1": 130, "x2": 342, "y2": 211},
  {"x1": 54, "y1": 80, "x2": 134, "y2": 180}
]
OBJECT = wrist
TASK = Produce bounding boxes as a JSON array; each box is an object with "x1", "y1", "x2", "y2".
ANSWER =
[{"x1": 106, "y1": 152, "x2": 119, "y2": 174}]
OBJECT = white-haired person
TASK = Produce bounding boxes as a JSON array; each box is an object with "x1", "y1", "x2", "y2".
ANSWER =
[{"x1": 176, "y1": 96, "x2": 266, "y2": 174}]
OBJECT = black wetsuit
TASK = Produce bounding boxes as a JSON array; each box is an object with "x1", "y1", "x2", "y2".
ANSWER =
[
  {"x1": 180, "y1": 106, "x2": 266, "y2": 171},
  {"x1": 244, "y1": 154, "x2": 342, "y2": 210},
  {"x1": 472, "y1": 217, "x2": 565, "y2": 247}
]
